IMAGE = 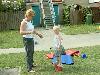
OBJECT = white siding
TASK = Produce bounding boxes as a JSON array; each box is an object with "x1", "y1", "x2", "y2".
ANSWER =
[
  {"x1": 89, "y1": 0, "x2": 94, "y2": 3},
  {"x1": 89, "y1": 0, "x2": 100, "y2": 3},
  {"x1": 94, "y1": 0, "x2": 100, "y2": 2}
]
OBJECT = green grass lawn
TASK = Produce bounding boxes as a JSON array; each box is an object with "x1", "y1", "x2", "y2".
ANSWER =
[
  {"x1": 0, "y1": 30, "x2": 23, "y2": 48},
  {"x1": 61, "y1": 24, "x2": 100, "y2": 35},
  {"x1": 0, "y1": 45, "x2": 100, "y2": 75}
]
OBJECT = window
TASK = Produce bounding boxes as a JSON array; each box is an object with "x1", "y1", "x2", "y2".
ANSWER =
[{"x1": 89, "y1": 0, "x2": 100, "y2": 3}]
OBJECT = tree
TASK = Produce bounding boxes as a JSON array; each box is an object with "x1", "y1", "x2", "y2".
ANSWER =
[{"x1": 0, "y1": 0, "x2": 26, "y2": 12}]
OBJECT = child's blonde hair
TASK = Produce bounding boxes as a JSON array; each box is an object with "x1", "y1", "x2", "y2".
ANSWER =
[
  {"x1": 53, "y1": 26, "x2": 60, "y2": 31},
  {"x1": 25, "y1": 9, "x2": 35, "y2": 17}
]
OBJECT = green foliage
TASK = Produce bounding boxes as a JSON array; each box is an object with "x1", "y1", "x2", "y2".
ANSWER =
[
  {"x1": 63, "y1": 4, "x2": 93, "y2": 25},
  {"x1": 0, "y1": 0, "x2": 26, "y2": 12},
  {"x1": 63, "y1": 3, "x2": 71, "y2": 24},
  {"x1": 82, "y1": 7, "x2": 92, "y2": 23}
]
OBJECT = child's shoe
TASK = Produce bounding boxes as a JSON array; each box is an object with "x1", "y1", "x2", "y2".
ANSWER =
[
  {"x1": 54, "y1": 64, "x2": 62, "y2": 72},
  {"x1": 28, "y1": 70, "x2": 35, "y2": 72},
  {"x1": 57, "y1": 66, "x2": 62, "y2": 71}
]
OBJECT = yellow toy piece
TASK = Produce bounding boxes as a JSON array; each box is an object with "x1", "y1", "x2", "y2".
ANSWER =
[{"x1": 97, "y1": 26, "x2": 100, "y2": 30}]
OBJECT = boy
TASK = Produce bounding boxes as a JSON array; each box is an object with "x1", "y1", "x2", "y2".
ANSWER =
[{"x1": 53, "y1": 26, "x2": 65, "y2": 68}]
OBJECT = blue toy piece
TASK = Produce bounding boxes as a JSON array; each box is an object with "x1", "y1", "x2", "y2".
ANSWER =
[
  {"x1": 52, "y1": 55, "x2": 74, "y2": 65},
  {"x1": 61, "y1": 55, "x2": 66, "y2": 64},
  {"x1": 52, "y1": 56, "x2": 57, "y2": 64},
  {"x1": 65, "y1": 55, "x2": 74, "y2": 65},
  {"x1": 81, "y1": 53, "x2": 87, "y2": 59}
]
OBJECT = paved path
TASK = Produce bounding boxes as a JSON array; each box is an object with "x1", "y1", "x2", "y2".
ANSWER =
[{"x1": 0, "y1": 28, "x2": 100, "y2": 54}]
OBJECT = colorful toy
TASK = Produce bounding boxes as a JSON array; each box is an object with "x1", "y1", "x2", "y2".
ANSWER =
[
  {"x1": 46, "y1": 52, "x2": 54, "y2": 59},
  {"x1": 65, "y1": 49, "x2": 80, "y2": 56},
  {"x1": 62, "y1": 55, "x2": 74, "y2": 65},
  {"x1": 46, "y1": 49, "x2": 80, "y2": 72},
  {"x1": 52, "y1": 55, "x2": 74, "y2": 65},
  {"x1": 81, "y1": 53, "x2": 87, "y2": 59}
]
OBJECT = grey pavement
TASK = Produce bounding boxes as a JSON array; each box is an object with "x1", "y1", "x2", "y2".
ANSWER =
[
  {"x1": 0, "y1": 28, "x2": 100, "y2": 54},
  {"x1": 0, "y1": 68, "x2": 20, "y2": 75}
]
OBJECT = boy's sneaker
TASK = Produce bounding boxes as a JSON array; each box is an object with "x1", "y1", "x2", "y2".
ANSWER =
[{"x1": 28, "y1": 70, "x2": 35, "y2": 72}]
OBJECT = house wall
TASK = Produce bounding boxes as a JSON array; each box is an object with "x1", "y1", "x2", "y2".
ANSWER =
[
  {"x1": 64, "y1": 0, "x2": 90, "y2": 7},
  {"x1": 59, "y1": 0, "x2": 92, "y2": 24},
  {"x1": 58, "y1": 4, "x2": 63, "y2": 24},
  {"x1": 26, "y1": 0, "x2": 91, "y2": 25}
]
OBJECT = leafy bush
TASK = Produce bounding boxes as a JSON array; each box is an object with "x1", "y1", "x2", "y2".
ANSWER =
[
  {"x1": 82, "y1": 7, "x2": 92, "y2": 23},
  {"x1": 0, "y1": 0, "x2": 26, "y2": 12},
  {"x1": 63, "y1": 3, "x2": 92, "y2": 24},
  {"x1": 63, "y1": 3, "x2": 71, "y2": 24}
]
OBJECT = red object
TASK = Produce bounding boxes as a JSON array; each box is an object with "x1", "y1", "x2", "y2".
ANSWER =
[
  {"x1": 52, "y1": 0, "x2": 62, "y2": 2},
  {"x1": 46, "y1": 53, "x2": 54, "y2": 59},
  {"x1": 54, "y1": 65, "x2": 62, "y2": 72},
  {"x1": 65, "y1": 49, "x2": 80, "y2": 56}
]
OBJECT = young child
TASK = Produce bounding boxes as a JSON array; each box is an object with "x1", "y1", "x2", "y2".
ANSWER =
[
  {"x1": 20, "y1": 9, "x2": 43, "y2": 72},
  {"x1": 53, "y1": 26, "x2": 65, "y2": 68}
]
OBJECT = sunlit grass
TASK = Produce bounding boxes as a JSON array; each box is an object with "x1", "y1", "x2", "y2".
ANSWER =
[
  {"x1": 61, "y1": 24, "x2": 100, "y2": 35},
  {"x1": 0, "y1": 45, "x2": 100, "y2": 75}
]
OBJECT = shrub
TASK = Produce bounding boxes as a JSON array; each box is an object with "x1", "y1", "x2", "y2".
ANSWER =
[
  {"x1": 63, "y1": 3, "x2": 92, "y2": 25},
  {"x1": 0, "y1": 0, "x2": 26, "y2": 12},
  {"x1": 62, "y1": 3, "x2": 71, "y2": 24}
]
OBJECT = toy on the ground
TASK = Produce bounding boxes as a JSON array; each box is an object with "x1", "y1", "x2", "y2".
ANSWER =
[
  {"x1": 46, "y1": 52, "x2": 54, "y2": 59},
  {"x1": 97, "y1": 26, "x2": 100, "y2": 30},
  {"x1": 46, "y1": 49, "x2": 80, "y2": 64},
  {"x1": 65, "y1": 49, "x2": 80, "y2": 56},
  {"x1": 52, "y1": 55, "x2": 74, "y2": 65},
  {"x1": 46, "y1": 49, "x2": 80, "y2": 72},
  {"x1": 81, "y1": 53, "x2": 87, "y2": 59}
]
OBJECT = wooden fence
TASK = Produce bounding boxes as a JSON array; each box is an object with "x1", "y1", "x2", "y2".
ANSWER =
[{"x1": 0, "y1": 11, "x2": 25, "y2": 31}]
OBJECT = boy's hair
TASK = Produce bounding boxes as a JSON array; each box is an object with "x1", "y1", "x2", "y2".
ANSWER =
[
  {"x1": 53, "y1": 26, "x2": 60, "y2": 31},
  {"x1": 25, "y1": 9, "x2": 35, "y2": 17}
]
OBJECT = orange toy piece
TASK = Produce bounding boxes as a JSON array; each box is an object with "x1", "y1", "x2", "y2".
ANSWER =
[
  {"x1": 65, "y1": 49, "x2": 80, "y2": 56},
  {"x1": 46, "y1": 52, "x2": 54, "y2": 59},
  {"x1": 97, "y1": 26, "x2": 100, "y2": 30}
]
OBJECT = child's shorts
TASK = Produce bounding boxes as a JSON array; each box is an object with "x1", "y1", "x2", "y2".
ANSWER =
[{"x1": 54, "y1": 45, "x2": 65, "y2": 57}]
